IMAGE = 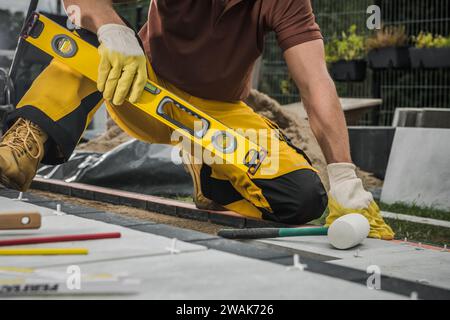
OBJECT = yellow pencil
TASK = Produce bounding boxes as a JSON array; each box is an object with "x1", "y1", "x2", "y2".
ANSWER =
[{"x1": 0, "y1": 248, "x2": 88, "y2": 255}]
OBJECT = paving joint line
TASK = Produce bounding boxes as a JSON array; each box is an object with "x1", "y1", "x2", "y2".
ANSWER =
[{"x1": 31, "y1": 248, "x2": 209, "y2": 270}]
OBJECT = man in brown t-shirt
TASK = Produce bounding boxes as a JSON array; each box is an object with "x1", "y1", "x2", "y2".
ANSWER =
[{"x1": 0, "y1": 0, "x2": 393, "y2": 239}]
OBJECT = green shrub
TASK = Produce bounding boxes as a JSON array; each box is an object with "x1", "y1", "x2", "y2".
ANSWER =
[
  {"x1": 325, "y1": 25, "x2": 366, "y2": 63},
  {"x1": 414, "y1": 32, "x2": 450, "y2": 48}
]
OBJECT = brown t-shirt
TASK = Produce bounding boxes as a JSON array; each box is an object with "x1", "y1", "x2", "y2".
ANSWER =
[{"x1": 139, "y1": 0, "x2": 322, "y2": 102}]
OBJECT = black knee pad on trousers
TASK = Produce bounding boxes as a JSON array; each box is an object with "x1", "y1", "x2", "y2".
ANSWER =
[{"x1": 253, "y1": 169, "x2": 328, "y2": 225}]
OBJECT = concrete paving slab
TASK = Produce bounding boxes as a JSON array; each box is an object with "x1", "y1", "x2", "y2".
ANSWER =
[
  {"x1": 196, "y1": 238, "x2": 292, "y2": 261},
  {"x1": 258, "y1": 236, "x2": 417, "y2": 260},
  {"x1": 22, "y1": 250, "x2": 404, "y2": 299},
  {"x1": 130, "y1": 223, "x2": 219, "y2": 242},
  {"x1": 257, "y1": 236, "x2": 450, "y2": 291},
  {"x1": 0, "y1": 190, "x2": 99, "y2": 215},
  {"x1": 1, "y1": 214, "x2": 126, "y2": 237},
  {"x1": 0, "y1": 192, "x2": 149, "y2": 227},
  {"x1": 381, "y1": 127, "x2": 450, "y2": 211},
  {"x1": 0, "y1": 196, "x2": 57, "y2": 217},
  {"x1": 330, "y1": 249, "x2": 450, "y2": 290},
  {"x1": 0, "y1": 193, "x2": 444, "y2": 299},
  {"x1": 0, "y1": 189, "x2": 22, "y2": 197},
  {"x1": 0, "y1": 190, "x2": 48, "y2": 203},
  {"x1": 0, "y1": 214, "x2": 206, "y2": 268},
  {"x1": 74, "y1": 211, "x2": 153, "y2": 227},
  {"x1": 29, "y1": 200, "x2": 101, "y2": 215}
]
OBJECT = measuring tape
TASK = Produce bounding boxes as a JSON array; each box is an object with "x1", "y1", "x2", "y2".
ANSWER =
[{"x1": 20, "y1": 13, "x2": 267, "y2": 176}]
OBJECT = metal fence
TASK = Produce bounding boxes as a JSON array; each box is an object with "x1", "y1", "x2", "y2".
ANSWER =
[
  {"x1": 258, "y1": 0, "x2": 450, "y2": 126},
  {"x1": 3, "y1": 1, "x2": 449, "y2": 127}
]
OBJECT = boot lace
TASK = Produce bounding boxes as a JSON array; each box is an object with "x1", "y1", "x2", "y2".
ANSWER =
[{"x1": 1, "y1": 120, "x2": 43, "y2": 160}]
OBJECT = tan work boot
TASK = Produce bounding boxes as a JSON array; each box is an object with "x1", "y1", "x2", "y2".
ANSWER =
[
  {"x1": 0, "y1": 118, "x2": 47, "y2": 191},
  {"x1": 181, "y1": 150, "x2": 226, "y2": 211}
]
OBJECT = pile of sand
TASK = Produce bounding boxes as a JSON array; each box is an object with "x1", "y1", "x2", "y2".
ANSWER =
[
  {"x1": 246, "y1": 89, "x2": 328, "y2": 184},
  {"x1": 78, "y1": 90, "x2": 382, "y2": 190}
]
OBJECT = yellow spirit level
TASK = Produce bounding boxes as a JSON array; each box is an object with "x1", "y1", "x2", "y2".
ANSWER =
[{"x1": 21, "y1": 13, "x2": 267, "y2": 176}]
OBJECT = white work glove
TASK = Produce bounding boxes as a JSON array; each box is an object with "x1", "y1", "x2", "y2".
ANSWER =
[
  {"x1": 328, "y1": 163, "x2": 373, "y2": 209},
  {"x1": 325, "y1": 163, "x2": 395, "y2": 240},
  {"x1": 97, "y1": 24, "x2": 147, "y2": 106}
]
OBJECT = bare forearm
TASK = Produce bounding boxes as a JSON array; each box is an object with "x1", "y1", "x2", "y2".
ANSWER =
[
  {"x1": 63, "y1": 0, "x2": 124, "y2": 32},
  {"x1": 284, "y1": 40, "x2": 352, "y2": 164},
  {"x1": 300, "y1": 77, "x2": 352, "y2": 164}
]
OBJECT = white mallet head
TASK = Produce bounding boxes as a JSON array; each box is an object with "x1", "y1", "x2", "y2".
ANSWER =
[{"x1": 328, "y1": 213, "x2": 370, "y2": 250}]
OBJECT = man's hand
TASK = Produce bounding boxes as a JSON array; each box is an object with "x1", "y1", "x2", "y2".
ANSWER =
[
  {"x1": 63, "y1": 0, "x2": 147, "y2": 105},
  {"x1": 326, "y1": 163, "x2": 394, "y2": 239},
  {"x1": 97, "y1": 24, "x2": 147, "y2": 105},
  {"x1": 284, "y1": 41, "x2": 394, "y2": 239}
]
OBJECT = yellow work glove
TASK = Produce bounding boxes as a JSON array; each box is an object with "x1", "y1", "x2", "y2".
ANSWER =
[
  {"x1": 325, "y1": 163, "x2": 395, "y2": 240},
  {"x1": 97, "y1": 24, "x2": 147, "y2": 106}
]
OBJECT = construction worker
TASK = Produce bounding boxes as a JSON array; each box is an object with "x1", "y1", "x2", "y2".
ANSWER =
[{"x1": 0, "y1": 0, "x2": 394, "y2": 239}]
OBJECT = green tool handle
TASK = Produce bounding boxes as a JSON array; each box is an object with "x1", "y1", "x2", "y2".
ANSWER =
[{"x1": 218, "y1": 227, "x2": 328, "y2": 239}]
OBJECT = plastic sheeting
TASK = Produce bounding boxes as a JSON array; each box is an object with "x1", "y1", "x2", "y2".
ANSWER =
[{"x1": 37, "y1": 140, "x2": 193, "y2": 197}]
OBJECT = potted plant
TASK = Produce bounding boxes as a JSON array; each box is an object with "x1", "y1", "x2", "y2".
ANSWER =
[
  {"x1": 410, "y1": 32, "x2": 450, "y2": 68},
  {"x1": 366, "y1": 25, "x2": 410, "y2": 69},
  {"x1": 326, "y1": 25, "x2": 367, "y2": 82}
]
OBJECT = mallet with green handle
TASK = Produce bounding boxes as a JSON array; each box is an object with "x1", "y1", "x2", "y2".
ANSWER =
[
  {"x1": 218, "y1": 226, "x2": 329, "y2": 240},
  {"x1": 218, "y1": 214, "x2": 371, "y2": 250}
]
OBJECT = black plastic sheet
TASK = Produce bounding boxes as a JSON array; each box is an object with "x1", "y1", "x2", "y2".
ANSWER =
[{"x1": 37, "y1": 140, "x2": 193, "y2": 197}]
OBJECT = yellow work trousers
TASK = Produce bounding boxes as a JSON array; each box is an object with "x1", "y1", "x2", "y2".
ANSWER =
[{"x1": 7, "y1": 30, "x2": 327, "y2": 225}]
